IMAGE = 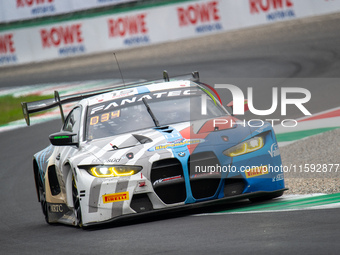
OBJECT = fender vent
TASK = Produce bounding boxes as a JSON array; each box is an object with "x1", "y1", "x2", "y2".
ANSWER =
[{"x1": 48, "y1": 165, "x2": 61, "y2": 196}]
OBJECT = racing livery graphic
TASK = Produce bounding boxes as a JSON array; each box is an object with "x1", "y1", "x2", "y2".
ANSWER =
[{"x1": 22, "y1": 71, "x2": 286, "y2": 227}]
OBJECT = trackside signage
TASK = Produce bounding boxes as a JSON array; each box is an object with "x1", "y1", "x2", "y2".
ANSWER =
[
  {"x1": 16, "y1": 0, "x2": 56, "y2": 15},
  {"x1": 249, "y1": 0, "x2": 296, "y2": 21},
  {"x1": 107, "y1": 13, "x2": 150, "y2": 46},
  {"x1": 40, "y1": 23, "x2": 86, "y2": 57},
  {"x1": 2, "y1": 0, "x2": 72, "y2": 22},
  {"x1": 0, "y1": 33, "x2": 17, "y2": 65},
  {"x1": 0, "y1": 0, "x2": 136, "y2": 23},
  {"x1": 177, "y1": 1, "x2": 223, "y2": 34},
  {"x1": 2, "y1": 0, "x2": 340, "y2": 66}
]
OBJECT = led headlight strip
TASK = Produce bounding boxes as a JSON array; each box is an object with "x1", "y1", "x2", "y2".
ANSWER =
[
  {"x1": 88, "y1": 165, "x2": 142, "y2": 178},
  {"x1": 223, "y1": 136, "x2": 264, "y2": 157}
]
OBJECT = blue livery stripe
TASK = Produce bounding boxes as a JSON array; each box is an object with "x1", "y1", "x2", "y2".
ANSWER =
[{"x1": 137, "y1": 86, "x2": 150, "y2": 94}]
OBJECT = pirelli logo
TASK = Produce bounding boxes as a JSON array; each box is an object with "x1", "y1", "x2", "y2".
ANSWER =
[
  {"x1": 103, "y1": 191, "x2": 129, "y2": 204},
  {"x1": 245, "y1": 166, "x2": 269, "y2": 178}
]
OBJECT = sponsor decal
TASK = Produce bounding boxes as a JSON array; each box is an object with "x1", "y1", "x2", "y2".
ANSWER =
[
  {"x1": 153, "y1": 175, "x2": 182, "y2": 186},
  {"x1": 108, "y1": 13, "x2": 149, "y2": 46},
  {"x1": 0, "y1": 33, "x2": 17, "y2": 65},
  {"x1": 249, "y1": 0, "x2": 295, "y2": 21},
  {"x1": 93, "y1": 155, "x2": 130, "y2": 163},
  {"x1": 105, "y1": 158, "x2": 123, "y2": 163},
  {"x1": 89, "y1": 89, "x2": 197, "y2": 115},
  {"x1": 40, "y1": 24, "x2": 86, "y2": 56},
  {"x1": 268, "y1": 143, "x2": 280, "y2": 157},
  {"x1": 148, "y1": 139, "x2": 204, "y2": 152},
  {"x1": 17, "y1": 0, "x2": 56, "y2": 15},
  {"x1": 272, "y1": 173, "x2": 284, "y2": 182},
  {"x1": 103, "y1": 191, "x2": 129, "y2": 204},
  {"x1": 49, "y1": 204, "x2": 63, "y2": 213},
  {"x1": 89, "y1": 88, "x2": 137, "y2": 106},
  {"x1": 177, "y1": 1, "x2": 223, "y2": 33},
  {"x1": 245, "y1": 165, "x2": 269, "y2": 178}
]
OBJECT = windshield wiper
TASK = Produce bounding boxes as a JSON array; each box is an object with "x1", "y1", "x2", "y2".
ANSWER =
[{"x1": 142, "y1": 97, "x2": 160, "y2": 127}]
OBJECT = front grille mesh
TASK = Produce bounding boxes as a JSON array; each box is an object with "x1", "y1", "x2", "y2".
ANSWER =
[
  {"x1": 188, "y1": 152, "x2": 222, "y2": 199},
  {"x1": 151, "y1": 158, "x2": 186, "y2": 204},
  {"x1": 150, "y1": 152, "x2": 242, "y2": 204}
]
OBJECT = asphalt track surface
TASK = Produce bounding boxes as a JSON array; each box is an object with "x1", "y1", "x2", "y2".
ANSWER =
[{"x1": 1, "y1": 14, "x2": 340, "y2": 254}]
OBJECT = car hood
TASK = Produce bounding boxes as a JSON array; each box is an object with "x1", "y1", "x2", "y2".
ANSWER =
[{"x1": 76, "y1": 117, "x2": 268, "y2": 166}]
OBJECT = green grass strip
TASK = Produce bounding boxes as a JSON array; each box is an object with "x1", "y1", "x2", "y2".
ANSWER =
[
  {"x1": 0, "y1": 94, "x2": 53, "y2": 125},
  {"x1": 276, "y1": 127, "x2": 340, "y2": 142},
  {"x1": 216, "y1": 193, "x2": 340, "y2": 213}
]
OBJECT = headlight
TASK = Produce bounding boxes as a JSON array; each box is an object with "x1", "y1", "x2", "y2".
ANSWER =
[
  {"x1": 223, "y1": 136, "x2": 264, "y2": 157},
  {"x1": 88, "y1": 165, "x2": 142, "y2": 178}
]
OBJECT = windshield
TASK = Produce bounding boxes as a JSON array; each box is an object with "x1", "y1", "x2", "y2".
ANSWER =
[{"x1": 86, "y1": 90, "x2": 227, "y2": 140}]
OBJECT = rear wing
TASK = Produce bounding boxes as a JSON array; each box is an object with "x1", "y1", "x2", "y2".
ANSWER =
[{"x1": 21, "y1": 71, "x2": 200, "y2": 126}]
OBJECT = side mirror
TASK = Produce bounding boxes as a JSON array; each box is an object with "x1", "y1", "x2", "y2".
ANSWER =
[
  {"x1": 227, "y1": 99, "x2": 249, "y2": 115},
  {"x1": 49, "y1": 131, "x2": 78, "y2": 147}
]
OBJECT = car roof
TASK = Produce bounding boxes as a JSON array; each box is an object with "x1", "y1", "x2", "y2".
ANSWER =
[{"x1": 86, "y1": 80, "x2": 197, "y2": 106}]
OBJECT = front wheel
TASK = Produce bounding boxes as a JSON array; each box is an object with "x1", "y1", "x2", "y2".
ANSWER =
[
  {"x1": 72, "y1": 175, "x2": 83, "y2": 227},
  {"x1": 38, "y1": 176, "x2": 51, "y2": 224}
]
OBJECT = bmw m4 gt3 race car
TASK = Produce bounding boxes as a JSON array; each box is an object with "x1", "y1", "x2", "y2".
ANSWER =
[{"x1": 22, "y1": 71, "x2": 286, "y2": 228}]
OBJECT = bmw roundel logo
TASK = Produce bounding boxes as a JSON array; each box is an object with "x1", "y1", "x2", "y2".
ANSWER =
[{"x1": 178, "y1": 152, "x2": 186, "y2": 157}]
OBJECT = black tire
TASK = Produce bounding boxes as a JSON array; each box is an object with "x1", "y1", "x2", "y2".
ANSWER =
[
  {"x1": 249, "y1": 190, "x2": 284, "y2": 203},
  {"x1": 72, "y1": 175, "x2": 83, "y2": 227},
  {"x1": 38, "y1": 176, "x2": 50, "y2": 224}
]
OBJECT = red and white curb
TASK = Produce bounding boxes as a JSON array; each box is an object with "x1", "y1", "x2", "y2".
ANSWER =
[{"x1": 274, "y1": 107, "x2": 340, "y2": 147}]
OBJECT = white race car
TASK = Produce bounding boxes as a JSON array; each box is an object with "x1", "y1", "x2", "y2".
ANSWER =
[{"x1": 22, "y1": 71, "x2": 286, "y2": 228}]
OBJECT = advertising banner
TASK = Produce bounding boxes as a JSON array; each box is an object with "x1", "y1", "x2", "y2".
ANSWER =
[
  {"x1": 1, "y1": 0, "x2": 73, "y2": 23},
  {"x1": 1, "y1": 0, "x2": 340, "y2": 67},
  {"x1": 91, "y1": 9, "x2": 154, "y2": 52},
  {"x1": 0, "y1": 29, "x2": 35, "y2": 66},
  {"x1": 30, "y1": 21, "x2": 89, "y2": 62},
  {"x1": 0, "y1": 0, "x2": 137, "y2": 23},
  {"x1": 169, "y1": 0, "x2": 226, "y2": 41}
]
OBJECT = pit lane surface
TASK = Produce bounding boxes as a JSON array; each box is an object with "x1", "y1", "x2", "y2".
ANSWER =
[{"x1": 1, "y1": 14, "x2": 340, "y2": 254}]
